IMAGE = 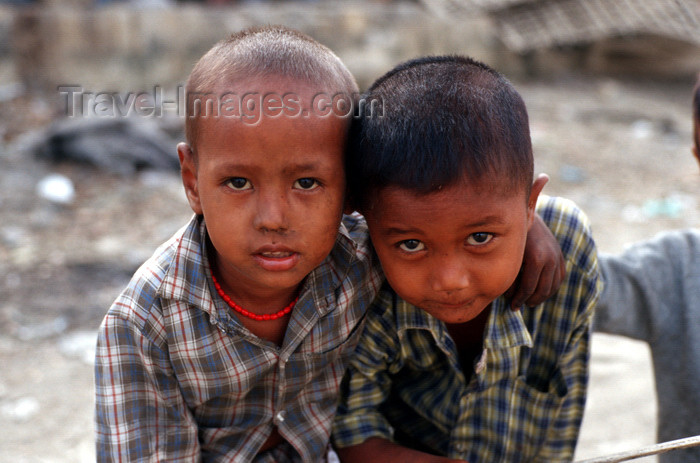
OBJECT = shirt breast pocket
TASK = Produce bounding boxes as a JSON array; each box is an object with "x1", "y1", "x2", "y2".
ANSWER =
[
  {"x1": 297, "y1": 308, "x2": 367, "y2": 357},
  {"x1": 505, "y1": 368, "x2": 569, "y2": 459},
  {"x1": 302, "y1": 315, "x2": 366, "y2": 365},
  {"x1": 285, "y1": 315, "x2": 367, "y2": 395}
]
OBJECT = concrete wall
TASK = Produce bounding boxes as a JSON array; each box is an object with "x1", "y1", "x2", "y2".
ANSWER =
[
  {"x1": 2, "y1": 2, "x2": 499, "y2": 95},
  {"x1": 1, "y1": 1, "x2": 699, "y2": 105}
]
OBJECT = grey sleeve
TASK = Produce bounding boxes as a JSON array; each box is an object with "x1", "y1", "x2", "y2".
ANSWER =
[{"x1": 595, "y1": 229, "x2": 700, "y2": 343}]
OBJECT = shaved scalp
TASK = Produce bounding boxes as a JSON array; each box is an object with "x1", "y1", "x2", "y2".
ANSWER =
[{"x1": 185, "y1": 25, "x2": 358, "y2": 149}]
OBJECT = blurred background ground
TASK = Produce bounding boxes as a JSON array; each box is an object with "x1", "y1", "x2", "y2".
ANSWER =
[{"x1": 1, "y1": 1, "x2": 700, "y2": 462}]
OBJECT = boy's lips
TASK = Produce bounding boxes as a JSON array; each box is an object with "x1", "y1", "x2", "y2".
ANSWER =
[
  {"x1": 252, "y1": 245, "x2": 300, "y2": 271},
  {"x1": 426, "y1": 298, "x2": 476, "y2": 310}
]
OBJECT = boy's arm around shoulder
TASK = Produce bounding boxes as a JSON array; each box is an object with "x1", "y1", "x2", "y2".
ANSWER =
[
  {"x1": 95, "y1": 273, "x2": 198, "y2": 461},
  {"x1": 595, "y1": 229, "x2": 700, "y2": 341},
  {"x1": 536, "y1": 195, "x2": 602, "y2": 364},
  {"x1": 506, "y1": 213, "x2": 566, "y2": 309},
  {"x1": 537, "y1": 195, "x2": 603, "y2": 321}
]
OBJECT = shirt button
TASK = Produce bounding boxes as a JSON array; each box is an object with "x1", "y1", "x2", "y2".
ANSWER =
[{"x1": 274, "y1": 411, "x2": 285, "y2": 425}]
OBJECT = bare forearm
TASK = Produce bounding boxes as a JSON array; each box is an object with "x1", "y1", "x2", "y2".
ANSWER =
[{"x1": 336, "y1": 437, "x2": 467, "y2": 463}]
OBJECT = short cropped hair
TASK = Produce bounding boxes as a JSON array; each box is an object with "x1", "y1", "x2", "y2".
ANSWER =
[
  {"x1": 185, "y1": 25, "x2": 358, "y2": 150},
  {"x1": 347, "y1": 55, "x2": 533, "y2": 211}
]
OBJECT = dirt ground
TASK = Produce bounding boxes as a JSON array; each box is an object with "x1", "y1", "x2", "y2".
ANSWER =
[{"x1": 1, "y1": 74, "x2": 698, "y2": 462}]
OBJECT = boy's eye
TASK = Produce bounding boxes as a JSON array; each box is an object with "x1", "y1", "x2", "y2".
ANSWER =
[
  {"x1": 226, "y1": 177, "x2": 252, "y2": 190},
  {"x1": 293, "y1": 178, "x2": 320, "y2": 190},
  {"x1": 398, "y1": 239, "x2": 425, "y2": 253},
  {"x1": 466, "y1": 232, "x2": 493, "y2": 246}
]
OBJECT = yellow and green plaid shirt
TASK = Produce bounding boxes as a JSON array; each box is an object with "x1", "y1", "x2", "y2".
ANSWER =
[{"x1": 333, "y1": 196, "x2": 602, "y2": 462}]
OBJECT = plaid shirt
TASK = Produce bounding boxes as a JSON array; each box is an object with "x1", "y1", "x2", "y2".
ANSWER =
[
  {"x1": 332, "y1": 196, "x2": 603, "y2": 462},
  {"x1": 95, "y1": 213, "x2": 381, "y2": 463}
]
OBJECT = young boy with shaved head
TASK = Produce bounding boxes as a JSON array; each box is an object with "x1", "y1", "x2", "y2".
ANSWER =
[{"x1": 95, "y1": 26, "x2": 383, "y2": 463}]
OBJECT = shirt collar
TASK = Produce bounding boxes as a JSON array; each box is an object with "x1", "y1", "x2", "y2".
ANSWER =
[
  {"x1": 483, "y1": 297, "x2": 533, "y2": 349},
  {"x1": 396, "y1": 295, "x2": 533, "y2": 350},
  {"x1": 156, "y1": 215, "x2": 217, "y2": 316},
  {"x1": 158, "y1": 215, "x2": 359, "y2": 318}
]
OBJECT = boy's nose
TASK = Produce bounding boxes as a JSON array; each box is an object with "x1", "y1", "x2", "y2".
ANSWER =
[
  {"x1": 431, "y1": 254, "x2": 470, "y2": 293},
  {"x1": 254, "y1": 192, "x2": 289, "y2": 233}
]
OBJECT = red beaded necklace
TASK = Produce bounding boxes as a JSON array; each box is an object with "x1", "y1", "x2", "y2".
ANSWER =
[{"x1": 210, "y1": 271, "x2": 298, "y2": 321}]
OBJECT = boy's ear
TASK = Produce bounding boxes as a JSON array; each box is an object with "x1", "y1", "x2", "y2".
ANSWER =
[
  {"x1": 526, "y1": 173, "x2": 549, "y2": 228},
  {"x1": 177, "y1": 142, "x2": 203, "y2": 215}
]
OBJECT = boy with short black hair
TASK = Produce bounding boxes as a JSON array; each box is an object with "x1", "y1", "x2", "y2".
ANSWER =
[
  {"x1": 332, "y1": 56, "x2": 603, "y2": 462},
  {"x1": 592, "y1": 76, "x2": 700, "y2": 463}
]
